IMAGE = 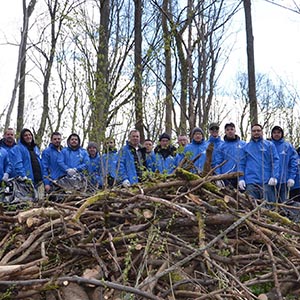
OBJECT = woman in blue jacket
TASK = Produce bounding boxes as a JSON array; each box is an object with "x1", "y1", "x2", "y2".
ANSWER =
[{"x1": 13, "y1": 128, "x2": 43, "y2": 186}]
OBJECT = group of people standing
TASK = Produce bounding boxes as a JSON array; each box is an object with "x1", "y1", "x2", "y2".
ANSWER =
[{"x1": 0, "y1": 123, "x2": 299, "y2": 204}]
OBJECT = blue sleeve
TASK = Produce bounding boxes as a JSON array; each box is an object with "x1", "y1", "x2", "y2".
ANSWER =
[
  {"x1": 288, "y1": 146, "x2": 298, "y2": 180},
  {"x1": 270, "y1": 142, "x2": 280, "y2": 179},
  {"x1": 118, "y1": 149, "x2": 128, "y2": 182},
  {"x1": 76, "y1": 149, "x2": 89, "y2": 172},
  {"x1": 41, "y1": 149, "x2": 51, "y2": 185},
  {"x1": 11, "y1": 146, "x2": 26, "y2": 177}
]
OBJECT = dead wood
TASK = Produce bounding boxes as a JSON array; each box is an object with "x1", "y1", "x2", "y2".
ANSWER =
[{"x1": 1, "y1": 167, "x2": 300, "y2": 299}]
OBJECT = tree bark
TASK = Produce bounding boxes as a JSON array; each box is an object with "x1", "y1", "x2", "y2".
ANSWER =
[
  {"x1": 162, "y1": 0, "x2": 173, "y2": 135},
  {"x1": 134, "y1": 0, "x2": 144, "y2": 141},
  {"x1": 243, "y1": 0, "x2": 258, "y2": 125}
]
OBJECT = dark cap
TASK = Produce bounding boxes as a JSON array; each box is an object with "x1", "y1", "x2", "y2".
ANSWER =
[
  {"x1": 271, "y1": 126, "x2": 284, "y2": 136},
  {"x1": 209, "y1": 123, "x2": 219, "y2": 130},
  {"x1": 224, "y1": 122, "x2": 235, "y2": 129},
  {"x1": 159, "y1": 132, "x2": 171, "y2": 141}
]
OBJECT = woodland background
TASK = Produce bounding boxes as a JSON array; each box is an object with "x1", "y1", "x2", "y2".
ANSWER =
[{"x1": 1, "y1": 0, "x2": 300, "y2": 149}]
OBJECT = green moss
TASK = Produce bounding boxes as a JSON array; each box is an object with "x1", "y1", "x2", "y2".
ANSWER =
[
  {"x1": 250, "y1": 282, "x2": 274, "y2": 295},
  {"x1": 73, "y1": 190, "x2": 116, "y2": 221},
  {"x1": 265, "y1": 210, "x2": 292, "y2": 226}
]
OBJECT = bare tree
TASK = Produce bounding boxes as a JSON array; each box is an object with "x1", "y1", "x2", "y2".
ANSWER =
[
  {"x1": 5, "y1": 0, "x2": 37, "y2": 134},
  {"x1": 161, "y1": 0, "x2": 173, "y2": 135},
  {"x1": 243, "y1": 0, "x2": 258, "y2": 125},
  {"x1": 134, "y1": 0, "x2": 144, "y2": 140}
]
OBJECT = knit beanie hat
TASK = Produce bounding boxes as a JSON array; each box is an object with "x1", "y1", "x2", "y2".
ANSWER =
[
  {"x1": 191, "y1": 127, "x2": 205, "y2": 137},
  {"x1": 159, "y1": 132, "x2": 171, "y2": 141},
  {"x1": 87, "y1": 141, "x2": 99, "y2": 152}
]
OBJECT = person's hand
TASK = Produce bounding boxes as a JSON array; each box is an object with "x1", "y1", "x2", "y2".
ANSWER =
[
  {"x1": 1, "y1": 173, "x2": 9, "y2": 182},
  {"x1": 268, "y1": 177, "x2": 277, "y2": 186},
  {"x1": 45, "y1": 184, "x2": 51, "y2": 192},
  {"x1": 122, "y1": 179, "x2": 130, "y2": 188},
  {"x1": 287, "y1": 179, "x2": 295, "y2": 188},
  {"x1": 238, "y1": 180, "x2": 246, "y2": 190},
  {"x1": 215, "y1": 180, "x2": 225, "y2": 188},
  {"x1": 67, "y1": 168, "x2": 77, "y2": 176}
]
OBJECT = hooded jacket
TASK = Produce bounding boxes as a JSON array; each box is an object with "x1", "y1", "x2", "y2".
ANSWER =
[
  {"x1": 57, "y1": 133, "x2": 89, "y2": 173},
  {"x1": 183, "y1": 138, "x2": 208, "y2": 173},
  {"x1": 42, "y1": 143, "x2": 65, "y2": 185},
  {"x1": 215, "y1": 135, "x2": 246, "y2": 175},
  {"x1": 271, "y1": 137, "x2": 298, "y2": 184},
  {"x1": 153, "y1": 144, "x2": 176, "y2": 174},
  {"x1": 208, "y1": 135, "x2": 224, "y2": 167},
  {"x1": 239, "y1": 137, "x2": 280, "y2": 184},
  {"x1": 292, "y1": 150, "x2": 300, "y2": 190},
  {"x1": 0, "y1": 138, "x2": 17, "y2": 177},
  {"x1": 0, "y1": 147, "x2": 11, "y2": 179},
  {"x1": 102, "y1": 147, "x2": 119, "y2": 181},
  {"x1": 13, "y1": 128, "x2": 43, "y2": 184},
  {"x1": 118, "y1": 141, "x2": 147, "y2": 184},
  {"x1": 86, "y1": 152, "x2": 102, "y2": 187}
]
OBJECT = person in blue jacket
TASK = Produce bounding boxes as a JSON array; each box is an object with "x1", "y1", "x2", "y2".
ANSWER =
[
  {"x1": 290, "y1": 147, "x2": 300, "y2": 202},
  {"x1": 271, "y1": 125, "x2": 298, "y2": 202},
  {"x1": 153, "y1": 133, "x2": 176, "y2": 174},
  {"x1": 143, "y1": 139, "x2": 156, "y2": 172},
  {"x1": 102, "y1": 138, "x2": 119, "y2": 187},
  {"x1": 58, "y1": 133, "x2": 89, "y2": 176},
  {"x1": 12, "y1": 128, "x2": 43, "y2": 186},
  {"x1": 0, "y1": 128, "x2": 17, "y2": 177},
  {"x1": 174, "y1": 134, "x2": 189, "y2": 167},
  {"x1": 86, "y1": 141, "x2": 102, "y2": 188},
  {"x1": 42, "y1": 131, "x2": 65, "y2": 193},
  {"x1": 238, "y1": 124, "x2": 280, "y2": 203},
  {"x1": 215, "y1": 122, "x2": 246, "y2": 188},
  {"x1": 0, "y1": 146, "x2": 11, "y2": 182},
  {"x1": 118, "y1": 129, "x2": 147, "y2": 186},
  {"x1": 183, "y1": 127, "x2": 208, "y2": 173},
  {"x1": 207, "y1": 122, "x2": 224, "y2": 168}
]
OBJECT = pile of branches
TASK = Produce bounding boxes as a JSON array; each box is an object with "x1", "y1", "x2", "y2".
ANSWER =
[{"x1": 1, "y1": 168, "x2": 300, "y2": 300}]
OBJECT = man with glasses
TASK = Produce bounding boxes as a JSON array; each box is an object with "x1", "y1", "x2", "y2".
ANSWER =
[{"x1": 238, "y1": 124, "x2": 280, "y2": 203}]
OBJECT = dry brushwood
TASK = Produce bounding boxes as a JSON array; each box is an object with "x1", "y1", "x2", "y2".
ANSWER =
[{"x1": 1, "y1": 166, "x2": 300, "y2": 300}]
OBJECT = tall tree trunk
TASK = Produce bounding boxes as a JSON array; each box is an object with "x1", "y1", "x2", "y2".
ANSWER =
[
  {"x1": 92, "y1": 0, "x2": 110, "y2": 144},
  {"x1": 187, "y1": 0, "x2": 195, "y2": 132},
  {"x1": 36, "y1": 0, "x2": 60, "y2": 146},
  {"x1": 243, "y1": 0, "x2": 258, "y2": 125},
  {"x1": 5, "y1": 0, "x2": 36, "y2": 134},
  {"x1": 134, "y1": 0, "x2": 144, "y2": 141},
  {"x1": 162, "y1": 0, "x2": 172, "y2": 135}
]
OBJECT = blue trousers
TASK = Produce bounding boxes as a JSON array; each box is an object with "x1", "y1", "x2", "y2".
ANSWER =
[{"x1": 246, "y1": 183, "x2": 277, "y2": 203}]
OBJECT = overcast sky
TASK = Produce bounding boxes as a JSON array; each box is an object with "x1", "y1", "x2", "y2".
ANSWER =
[{"x1": 0, "y1": 1, "x2": 299, "y2": 118}]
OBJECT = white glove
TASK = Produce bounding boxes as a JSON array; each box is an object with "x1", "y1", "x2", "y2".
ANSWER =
[
  {"x1": 122, "y1": 179, "x2": 130, "y2": 187},
  {"x1": 238, "y1": 180, "x2": 246, "y2": 190},
  {"x1": 268, "y1": 177, "x2": 277, "y2": 186},
  {"x1": 67, "y1": 168, "x2": 77, "y2": 176},
  {"x1": 2, "y1": 173, "x2": 9, "y2": 182},
  {"x1": 287, "y1": 179, "x2": 295, "y2": 188},
  {"x1": 215, "y1": 180, "x2": 225, "y2": 188}
]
